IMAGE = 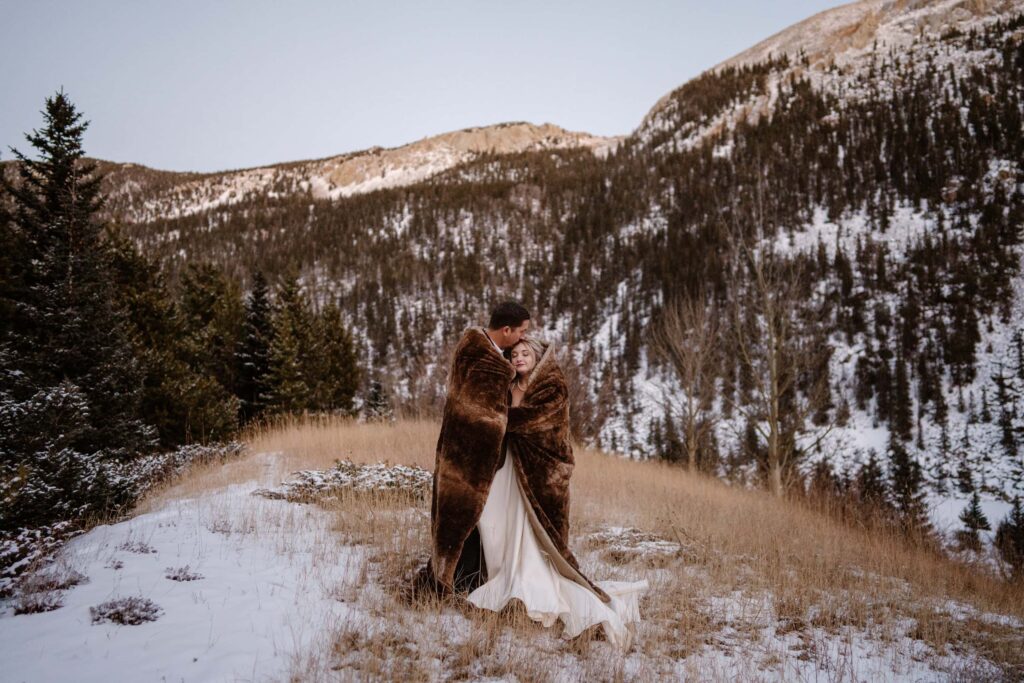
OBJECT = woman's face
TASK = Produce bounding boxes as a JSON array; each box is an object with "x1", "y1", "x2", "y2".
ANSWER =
[{"x1": 510, "y1": 342, "x2": 537, "y2": 377}]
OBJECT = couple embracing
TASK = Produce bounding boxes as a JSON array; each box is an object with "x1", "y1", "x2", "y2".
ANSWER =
[{"x1": 413, "y1": 302, "x2": 648, "y2": 649}]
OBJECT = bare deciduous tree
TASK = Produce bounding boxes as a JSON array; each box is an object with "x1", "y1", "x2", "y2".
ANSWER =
[
  {"x1": 559, "y1": 341, "x2": 602, "y2": 446},
  {"x1": 652, "y1": 293, "x2": 720, "y2": 472},
  {"x1": 727, "y1": 240, "x2": 835, "y2": 497}
]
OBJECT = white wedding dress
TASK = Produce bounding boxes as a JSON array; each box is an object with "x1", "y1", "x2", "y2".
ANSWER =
[{"x1": 467, "y1": 448, "x2": 649, "y2": 649}]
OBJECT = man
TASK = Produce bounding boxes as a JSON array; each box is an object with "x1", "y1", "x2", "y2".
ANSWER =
[{"x1": 413, "y1": 301, "x2": 530, "y2": 597}]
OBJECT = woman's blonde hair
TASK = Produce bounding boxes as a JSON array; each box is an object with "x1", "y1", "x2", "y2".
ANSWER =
[{"x1": 510, "y1": 335, "x2": 547, "y2": 370}]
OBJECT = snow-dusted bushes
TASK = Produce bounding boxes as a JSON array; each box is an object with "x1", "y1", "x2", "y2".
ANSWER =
[
  {"x1": 89, "y1": 596, "x2": 164, "y2": 625},
  {"x1": 0, "y1": 521, "x2": 83, "y2": 598},
  {"x1": 0, "y1": 441, "x2": 245, "y2": 596},
  {"x1": 0, "y1": 377, "x2": 145, "y2": 532},
  {"x1": 252, "y1": 459, "x2": 431, "y2": 504},
  {"x1": 13, "y1": 563, "x2": 88, "y2": 615},
  {"x1": 164, "y1": 565, "x2": 203, "y2": 582}
]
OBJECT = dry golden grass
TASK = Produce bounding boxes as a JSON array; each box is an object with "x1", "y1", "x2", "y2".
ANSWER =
[
  {"x1": 144, "y1": 414, "x2": 1024, "y2": 680},
  {"x1": 244, "y1": 413, "x2": 438, "y2": 473}
]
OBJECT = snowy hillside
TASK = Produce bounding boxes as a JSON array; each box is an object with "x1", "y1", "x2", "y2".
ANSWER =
[{"x1": 4, "y1": 436, "x2": 1020, "y2": 680}]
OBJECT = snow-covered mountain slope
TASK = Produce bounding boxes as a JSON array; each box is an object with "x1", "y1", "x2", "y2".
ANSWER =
[
  {"x1": 88, "y1": 121, "x2": 619, "y2": 223},
  {"x1": 599, "y1": 3, "x2": 1024, "y2": 507},
  {"x1": 717, "y1": 0, "x2": 1022, "y2": 72},
  {"x1": 637, "y1": 0, "x2": 1024, "y2": 153}
]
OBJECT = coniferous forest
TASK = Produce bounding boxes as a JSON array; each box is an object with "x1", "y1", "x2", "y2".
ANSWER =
[
  {"x1": 0, "y1": 94, "x2": 362, "y2": 538},
  {"x1": 3, "y1": 12, "x2": 1024, "y2": 577}
]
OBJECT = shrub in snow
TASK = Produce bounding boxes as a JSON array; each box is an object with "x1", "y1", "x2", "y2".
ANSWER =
[
  {"x1": 111, "y1": 441, "x2": 246, "y2": 503},
  {"x1": 18, "y1": 565, "x2": 88, "y2": 594},
  {"x1": 90, "y1": 596, "x2": 163, "y2": 625},
  {"x1": 253, "y1": 460, "x2": 431, "y2": 504},
  {"x1": 0, "y1": 379, "x2": 140, "y2": 532},
  {"x1": 164, "y1": 565, "x2": 203, "y2": 581},
  {"x1": 584, "y1": 526, "x2": 686, "y2": 566},
  {"x1": 0, "y1": 522, "x2": 82, "y2": 598},
  {"x1": 207, "y1": 519, "x2": 233, "y2": 535},
  {"x1": 11, "y1": 562, "x2": 88, "y2": 614},
  {"x1": 117, "y1": 540, "x2": 157, "y2": 554},
  {"x1": 13, "y1": 588, "x2": 64, "y2": 614}
]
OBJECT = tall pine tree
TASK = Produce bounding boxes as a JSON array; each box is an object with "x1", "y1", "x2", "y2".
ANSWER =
[
  {"x1": 888, "y1": 431, "x2": 932, "y2": 538},
  {"x1": 266, "y1": 274, "x2": 315, "y2": 413},
  {"x1": 106, "y1": 226, "x2": 238, "y2": 445},
  {"x1": 236, "y1": 270, "x2": 275, "y2": 422},
  {"x1": 956, "y1": 490, "x2": 990, "y2": 552},
  {"x1": 0, "y1": 91, "x2": 157, "y2": 530},
  {"x1": 179, "y1": 262, "x2": 245, "y2": 398},
  {"x1": 310, "y1": 301, "x2": 361, "y2": 415}
]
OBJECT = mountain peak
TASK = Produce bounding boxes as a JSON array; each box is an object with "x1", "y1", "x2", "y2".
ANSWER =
[
  {"x1": 716, "y1": 0, "x2": 1021, "y2": 70},
  {"x1": 638, "y1": 0, "x2": 1023, "y2": 144}
]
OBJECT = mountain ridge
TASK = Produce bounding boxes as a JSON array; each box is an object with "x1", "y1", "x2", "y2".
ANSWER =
[{"x1": 32, "y1": 121, "x2": 620, "y2": 223}]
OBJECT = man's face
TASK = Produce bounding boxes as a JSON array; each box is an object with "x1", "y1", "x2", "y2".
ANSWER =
[{"x1": 500, "y1": 320, "x2": 529, "y2": 349}]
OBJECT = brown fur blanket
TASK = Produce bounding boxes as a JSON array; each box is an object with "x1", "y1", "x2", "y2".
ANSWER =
[
  {"x1": 418, "y1": 327, "x2": 515, "y2": 594},
  {"x1": 505, "y1": 344, "x2": 611, "y2": 603}
]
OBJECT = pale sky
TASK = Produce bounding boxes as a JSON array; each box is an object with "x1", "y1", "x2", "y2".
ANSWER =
[{"x1": 1, "y1": 0, "x2": 842, "y2": 172}]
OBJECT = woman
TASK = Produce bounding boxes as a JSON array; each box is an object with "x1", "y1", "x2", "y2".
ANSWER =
[{"x1": 466, "y1": 336, "x2": 649, "y2": 649}]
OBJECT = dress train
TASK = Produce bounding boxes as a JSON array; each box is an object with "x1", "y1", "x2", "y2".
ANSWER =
[{"x1": 467, "y1": 449, "x2": 648, "y2": 649}]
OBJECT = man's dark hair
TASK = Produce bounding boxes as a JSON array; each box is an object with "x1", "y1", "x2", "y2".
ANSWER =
[{"x1": 489, "y1": 301, "x2": 531, "y2": 330}]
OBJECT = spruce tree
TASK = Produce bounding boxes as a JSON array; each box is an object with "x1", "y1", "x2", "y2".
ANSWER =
[
  {"x1": 179, "y1": 262, "x2": 245, "y2": 398},
  {"x1": 1015, "y1": 330, "x2": 1024, "y2": 382},
  {"x1": 855, "y1": 449, "x2": 891, "y2": 513},
  {"x1": 2, "y1": 90, "x2": 157, "y2": 459},
  {"x1": 956, "y1": 454, "x2": 975, "y2": 495},
  {"x1": 888, "y1": 431, "x2": 932, "y2": 536},
  {"x1": 236, "y1": 270, "x2": 274, "y2": 422},
  {"x1": 363, "y1": 379, "x2": 394, "y2": 422},
  {"x1": 956, "y1": 490, "x2": 991, "y2": 551},
  {"x1": 992, "y1": 365, "x2": 1019, "y2": 458},
  {"x1": 106, "y1": 226, "x2": 238, "y2": 445},
  {"x1": 947, "y1": 299, "x2": 979, "y2": 386},
  {"x1": 0, "y1": 188, "x2": 21, "y2": 340},
  {"x1": 891, "y1": 351, "x2": 913, "y2": 441},
  {"x1": 995, "y1": 497, "x2": 1024, "y2": 581},
  {"x1": 649, "y1": 417, "x2": 665, "y2": 460},
  {"x1": 266, "y1": 275, "x2": 315, "y2": 414},
  {"x1": 311, "y1": 301, "x2": 361, "y2": 415},
  {"x1": 661, "y1": 413, "x2": 684, "y2": 464},
  {"x1": 0, "y1": 91, "x2": 157, "y2": 530}
]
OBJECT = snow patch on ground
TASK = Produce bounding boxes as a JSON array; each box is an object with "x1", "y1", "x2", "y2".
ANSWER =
[{"x1": 0, "y1": 457, "x2": 364, "y2": 682}]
